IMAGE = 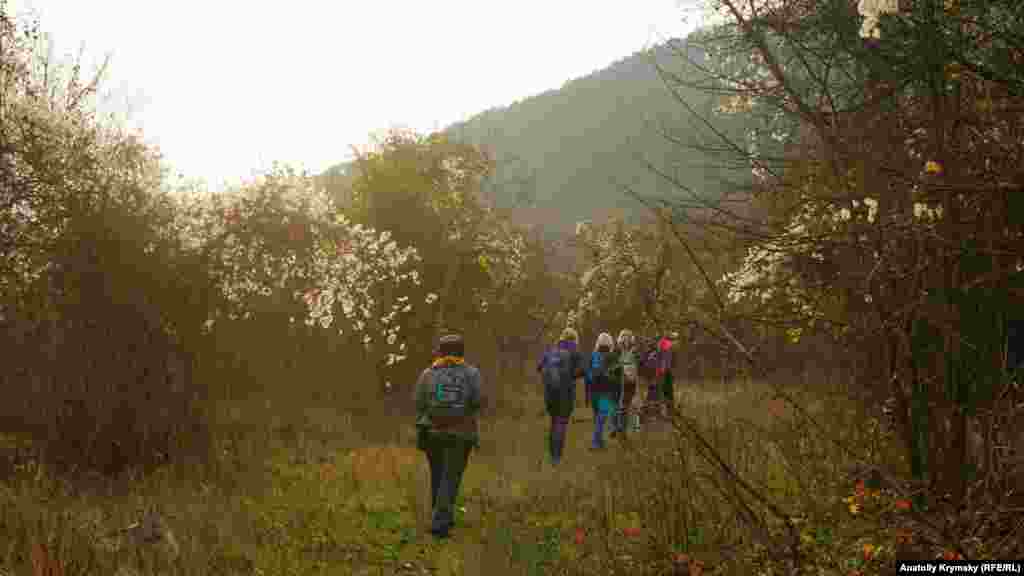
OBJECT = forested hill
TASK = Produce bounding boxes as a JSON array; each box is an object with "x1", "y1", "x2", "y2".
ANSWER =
[
  {"x1": 318, "y1": 30, "x2": 749, "y2": 239},
  {"x1": 443, "y1": 31, "x2": 744, "y2": 236}
]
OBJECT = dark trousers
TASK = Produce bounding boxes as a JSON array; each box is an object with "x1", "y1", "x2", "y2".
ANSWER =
[
  {"x1": 422, "y1": 432, "x2": 472, "y2": 537},
  {"x1": 661, "y1": 371, "x2": 675, "y2": 412},
  {"x1": 614, "y1": 379, "x2": 637, "y2": 434},
  {"x1": 646, "y1": 378, "x2": 660, "y2": 403},
  {"x1": 548, "y1": 415, "x2": 570, "y2": 464}
]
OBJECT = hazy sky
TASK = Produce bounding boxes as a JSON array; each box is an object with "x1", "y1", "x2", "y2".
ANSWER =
[{"x1": 10, "y1": 0, "x2": 704, "y2": 190}]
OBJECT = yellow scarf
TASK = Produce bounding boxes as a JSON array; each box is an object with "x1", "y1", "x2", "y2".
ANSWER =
[{"x1": 432, "y1": 355, "x2": 465, "y2": 368}]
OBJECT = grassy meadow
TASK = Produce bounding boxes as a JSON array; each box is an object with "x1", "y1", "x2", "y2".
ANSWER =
[
  {"x1": 3, "y1": 1, "x2": 1023, "y2": 572},
  {"x1": 0, "y1": 368, "x2": 915, "y2": 576}
]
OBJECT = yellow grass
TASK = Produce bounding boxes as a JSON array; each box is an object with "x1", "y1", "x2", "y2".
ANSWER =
[{"x1": 0, "y1": 376, "x2": 904, "y2": 575}]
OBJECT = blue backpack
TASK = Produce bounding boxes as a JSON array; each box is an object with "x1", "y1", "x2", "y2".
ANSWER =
[
  {"x1": 542, "y1": 348, "x2": 573, "y2": 393},
  {"x1": 542, "y1": 347, "x2": 575, "y2": 414},
  {"x1": 590, "y1": 351, "x2": 609, "y2": 386}
]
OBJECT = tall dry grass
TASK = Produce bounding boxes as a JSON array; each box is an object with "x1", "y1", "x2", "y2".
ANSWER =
[{"x1": 1, "y1": 367, "x2": 912, "y2": 576}]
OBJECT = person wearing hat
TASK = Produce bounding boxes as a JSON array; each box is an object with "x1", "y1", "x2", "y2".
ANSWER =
[
  {"x1": 413, "y1": 333, "x2": 483, "y2": 539},
  {"x1": 656, "y1": 331, "x2": 679, "y2": 417}
]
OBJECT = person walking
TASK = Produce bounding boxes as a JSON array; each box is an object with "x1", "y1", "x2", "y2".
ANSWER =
[
  {"x1": 414, "y1": 333, "x2": 483, "y2": 539},
  {"x1": 537, "y1": 327, "x2": 585, "y2": 465},
  {"x1": 585, "y1": 332, "x2": 618, "y2": 450},
  {"x1": 657, "y1": 331, "x2": 679, "y2": 418},
  {"x1": 607, "y1": 338, "x2": 625, "y2": 439},
  {"x1": 637, "y1": 335, "x2": 661, "y2": 423},
  {"x1": 614, "y1": 329, "x2": 640, "y2": 436}
]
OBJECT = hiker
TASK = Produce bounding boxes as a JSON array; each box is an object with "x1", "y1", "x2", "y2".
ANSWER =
[
  {"x1": 414, "y1": 333, "x2": 483, "y2": 539},
  {"x1": 607, "y1": 336, "x2": 625, "y2": 439},
  {"x1": 537, "y1": 327, "x2": 586, "y2": 465},
  {"x1": 640, "y1": 336, "x2": 660, "y2": 403},
  {"x1": 585, "y1": 332, "x2": 618, "y2": 449},
  {"x1": 657, "y1": 331, "x2": 679, "y2": 417},
  {"x1": 613, "y1": 329, "x2": 640, "y2": 436},
  {"x1": 636, "y1": 335, "x2": 661, "y2": 422}
]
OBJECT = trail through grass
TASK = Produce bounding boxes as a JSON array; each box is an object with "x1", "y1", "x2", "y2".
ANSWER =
[{"x1": 1, "y1": 378, "x2": 905, "y2": 575}]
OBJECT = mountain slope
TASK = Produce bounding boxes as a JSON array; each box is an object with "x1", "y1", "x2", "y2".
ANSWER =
[
  {"x1": 319, "y1": 30, "x2": 751, "y2": 237},
  {"x1": 444, "y1": 33, "x2": 745, "y2": 234}
]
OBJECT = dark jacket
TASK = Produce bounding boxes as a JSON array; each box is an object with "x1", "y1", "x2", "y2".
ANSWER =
[
  {"x1": 414, "y1": 361, "x2": 483, "y2": 446},
  {"x1": 538, "y1": 340, "x2": 585, "y2": 418}
]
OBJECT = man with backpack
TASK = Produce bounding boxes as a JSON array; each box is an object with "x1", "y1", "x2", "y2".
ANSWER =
[
  {"x1": 414, "y1": 333, "x2": 483, "y2": 539},
  {"x1": 586, "y1": 332, "x2": 618, "y2": 450},
  {"x1": 537, "y1": 327, "x2": 585, "y2": 465}
]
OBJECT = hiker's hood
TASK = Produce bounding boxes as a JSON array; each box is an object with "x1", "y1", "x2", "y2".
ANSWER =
[{"x1": 557, "y1": 340, "x2": 577, "y2": 352}]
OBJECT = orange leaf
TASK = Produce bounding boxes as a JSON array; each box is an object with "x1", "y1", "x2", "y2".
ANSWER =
[
  {"x1": 31, "y1": 543, "x2": 63, "y2": 576},
  {"x1": 31, "y1": 543, "x2": 47, "y2": 576},
  {"x1": 574, "y1": 528, "x2": 585, "y2": 546}
]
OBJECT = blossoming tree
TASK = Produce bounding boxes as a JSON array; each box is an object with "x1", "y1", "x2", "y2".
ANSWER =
[
  {"x1": 345, "y1": 129, "x2": 550, "y2": 377},
  {"x1": 570, "y1": 213, "x2": 716, "y2": 348},
  {"x1": 677, "y1": 0, "x2": 1024, "y2": 552},
  {"x1": 168, "y1": 164, "x2": 429, "y2": 373}
]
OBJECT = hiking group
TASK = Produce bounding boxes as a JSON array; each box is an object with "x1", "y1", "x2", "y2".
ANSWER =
[
  {"x1": 538, "y1": 327, "x2": 680, "y2": 463},
  {"x1": 410, "y1": 329, "x2": 679, "y2": 540}
]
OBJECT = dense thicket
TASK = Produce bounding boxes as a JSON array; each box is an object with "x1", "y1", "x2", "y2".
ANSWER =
[
  {"x1": 651, "y1": 0, "x2": 1024, "y2": 563},
  {"x1": 0, "y1": 5, "x2": 562, "y2": 477}
]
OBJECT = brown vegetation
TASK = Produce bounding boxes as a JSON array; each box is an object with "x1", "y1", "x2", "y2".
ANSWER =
[{"x1": 1, "y1": 0, "x2": 1022, "y2": 574}]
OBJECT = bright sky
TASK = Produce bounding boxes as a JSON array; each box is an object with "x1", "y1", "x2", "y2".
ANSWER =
[{"x1": 10, "y1": 0, "x2": 704, "y2": 191}]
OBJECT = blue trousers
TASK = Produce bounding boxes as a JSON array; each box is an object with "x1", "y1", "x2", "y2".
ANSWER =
[
  {"x1": 591, "y1": 394, "x2": 613, "y2": 448},
  {"x1": 421, "y1": 432, "x2": 472, "y2": 537}
]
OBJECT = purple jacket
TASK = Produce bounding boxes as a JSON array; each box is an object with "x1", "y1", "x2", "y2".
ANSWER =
[{"x1": 537, "y1": 340, "x2": 578, "y2": 373}]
